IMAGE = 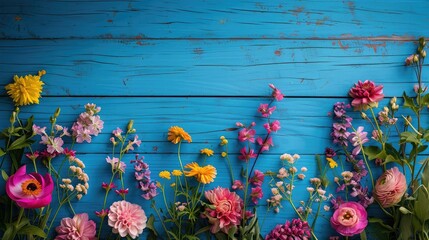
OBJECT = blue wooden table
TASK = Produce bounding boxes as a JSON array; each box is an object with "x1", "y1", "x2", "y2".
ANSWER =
[{"x1": 0, "y1": 1, "x2": 428, "y2": 239}]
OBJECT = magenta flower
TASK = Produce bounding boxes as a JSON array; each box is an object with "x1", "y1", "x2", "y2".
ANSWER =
[
  {"x1": 232, "y1": 180, "x2": 244, "y2": 190},
  {"x1": 348, "y1": 126, "x2": 369, "y2": 156},
  {"x1": 263, "y1": 120, "x2": 281, "y2": 133},
  {"x1": 238, "y1": 128, "x2": 256, "y2": 142},
  {"x1": 269, "y1": 84, "x2": 284, "y2": 101},
  {"x1": 250, "y1": 186, "x2": 263, "y2": 204},
  {"x1": 249, "y1": 170, "x2": 264, "y2": 187},
  {"x1": 238, "y1": 147, "x2": 257, "y2": 162},
  {"x1": 6, "y1": 165, "x2": 54, "y2": 208},
  {"x1": 265, "y1": 219, "x2": 311, "y2": 240},
  {"x1": 330, "y1": 202, "x2": 368, "y2": 236},
  {"x1": 95, "y1": 209, "x2": 109, "y2": 217},
  {"x1": 55, "y1": 213, "x2": 96, "y2": 240},
  {"x1": 108, "y1": 200, "x2": 147, "y2": 239},
  {"x1": 204, "y1": 187, "x2": 243, "y2": 234},
  {"x1": 257, "y1": 136, "x2": 273, "y2": 152},
  {"x1": 102, "y1": 182, "x2": 116, "y2": 190},
  {"x1": 258, "y1": 104, "x2": 276, "y2": 117},
  {"x1": 374, "y1": 167, "x2": 407, "y2": 208},
  {"x1": 349, "y1": 80, "x2": 384, "y2": 111}
]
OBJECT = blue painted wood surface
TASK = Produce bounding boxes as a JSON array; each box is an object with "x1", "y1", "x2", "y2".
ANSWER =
[{"x1": 0, "y1": 0, "x2": 428, "y2": 239}]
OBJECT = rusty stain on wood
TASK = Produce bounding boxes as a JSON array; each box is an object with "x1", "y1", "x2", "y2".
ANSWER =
[
  {"x1": 364, "y1": 42, "x2": 386, "y2": 53},
  {"x1": 14, "y1": 16, "x2": 22, "y2": 21},
  {"x1": 291, "y1": 6, "x2": 304, "y2": 16},
  {"x1": 274, "y1": 49, "x2": 282, "y2": 56},
  {"x1": 338, "y1": 40, "x2": 349, "y2": 50},
  {"x1": 347, "y1": 1, "x2": 356, "y2": 15},
  {"x1": 193, "y1": 48, "x2": 204, "y2": 55}
]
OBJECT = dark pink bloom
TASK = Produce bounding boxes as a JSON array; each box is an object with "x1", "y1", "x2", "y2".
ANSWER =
[
  {"x1": 55, "y1": 213, "x2": 96, "y2": 240},
  {"x1": 102, "y1": 182, "x2": 116, "y2": 190},
  {"x1": 269, "y1": 84, "x2": 284, "y2": 101},
  {"x1": 238, "y1": 147, "x2": 257, "y2": 162},
  {"x1": 95, "y1": 209, "x2": 109, "y2": 217},
  {"x1": 349, "y1": 80, "x2": 384, "y2": 111},
  {"x1": 265, "y1": 219, "x2": 311, "y2": 240},
  {"x1": 249, "y1": 170, "x2": 264, "y2": 187},
  {"x1": 63, "y1": 148, "x2": 76, "y2": 158},
  {"x1": 325, "y1": 148, "x2": 336, "y2": 158},
  {"x1": 25, "y1": 151, "x2": 40, "y2": 161},
  {"x1": 232, "y1": 180, "x2": 244, "y2": 190},
  {"x1": 330, "y1": 202, "x2": 368, "y2": 236},
  {"x1": 204, "y1": 187, "x2": 243, "y2": 234},
  {"x1": 258, "y1": 104, "x2": 276, "y2": 117},
  {"x1": 115, "y1": 188, "x2": 129, "y2": 197},
  {"x1": 6, "y1": 165, "x2": 54, "y2": 208},
  {"x1": 250, "y1": 186, "x2": 263, "y2": 204},
  {"x1": 257, "y1": 137, "x2": 273, "y2": 152},
  {"x1": 238, "y1": 128, "x2": 256, "y2": 143},
  {"x1": 374, "y1": 167, "x2": 407, "y2": 208},
  {"x1": 264, "y1": 120, "x2": 281, "y2": 133}
]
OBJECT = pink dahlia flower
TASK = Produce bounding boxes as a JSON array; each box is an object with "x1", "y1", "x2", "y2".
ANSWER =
[
  {"x1": 265, "y1": 218, "x2": 311, "y2": 240},
  {"x1": 108, "y1": 200, "x2": 147, "y2": 239},
  {"x1": 204, "y1": 187, "x2": 243, "y2": 234},
  {"x1": 55, "y1": 213, "x2": 96, "y2": 240},
  {"x1": 330, "y1": 202, "x2": 368, "y2": 236},
  {"x1": 349, "y1": 80, "x2": 384, "y2": 111},
  {"x1": 374, "y1": 167, "x2": 407, "y2": 207},
  {"x1": 6, "y1": 165, "x2": 54, "y2": 208}
]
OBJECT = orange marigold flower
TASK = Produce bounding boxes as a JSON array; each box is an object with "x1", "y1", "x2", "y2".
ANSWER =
[
  {"x1": 200, "y1": 148, "x2": 214, "y2": 157},
  {"x1": 167, "y1": 126, "x2": 192, "y2": 144},
  {"x1": 184, "y1": 162, "x2": 216, "y2": 184}
]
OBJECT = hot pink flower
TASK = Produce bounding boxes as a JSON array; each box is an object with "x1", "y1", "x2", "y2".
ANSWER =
[
  {"x1": 264, "y1": 120, "x2": 281, "y2": 133},
  {"x1": 258, "y1": 104, "x2": 276, "y2": 117},
  {"x1": 269, "y1": 84, "x2": 284, "y2": 101},
  {"x1": 232, "y1": 180, "x2": 244, "y2": 190},
  {"x1": 251, "y1": 186, "x2": 263, "y2": 204},
  {"x1": 238, "y1": 128, "x2": 256, "y2": 143},
  {"x1": 349, "y1": 80, "x2": 384, "y2": 111},
  {"x1": 257, "y1": 137, "x2": 273, "y2": 152},
  {"x1": 265, "y1": 218, "x2": 311, "y2": 240},
  {"x1": 55, "y1": 213, "x2": 96, "y2": 240},
  {"x1": 330, "y1": 202, "x2": 368, "y2": 236},
  {"x1": 108, "y1": 200, "x2": 147, "y2": 239},
  {"x1": 238, "y1": 147, "x2": 257, "y2": 162},
  {"x1": 204, "y1": 187, "x2": 243, "y2": 234},
  {"x1": 249, "y1": 170, "x2": 264, "y2": 187},
  {"x1": 374, "y1": 167, "x2": 407, "y2": 208},
  {"x1": 6, "y1": 165, "x2": 54, "y2": 208}
]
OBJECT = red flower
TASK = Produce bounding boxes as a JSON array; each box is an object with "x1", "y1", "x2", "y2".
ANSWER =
[{"x1": 349, "y1": 80, "x2": 384, "y2": 111}]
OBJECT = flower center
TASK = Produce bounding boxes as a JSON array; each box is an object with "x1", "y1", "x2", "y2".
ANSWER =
[
  {"x1": 21, "y1": 179, "x2": 42, "y2": 196},
  {"x1": 338, "y1": 207, "x2": 358, "y2": 227}
]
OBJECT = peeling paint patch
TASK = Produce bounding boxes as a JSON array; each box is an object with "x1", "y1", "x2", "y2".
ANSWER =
[
  {"x1": 347, "y1": 1, "x2": 356, "y2": 15},
  {"x1": 193, "y1": 48, "x2": 204, "y2": 55},
  {"x1": 14, "y1": 16, "x2": 22, "y2": 21},
  {"x1": 153, "y1": 146, "x2": 158, "y2": 151},
  {"x1": 274, "y1": 49, "x2": 282, "y2": 56},
  {"x1": 316, "y1": 17, "x2": 329, "y2": 26},
  {"x1": 291, "y1": 6, "x2": 304, "y2": 16},
  {"x1": 364, "y1": 42, "x2": 386, "y2": 53},
  {"x1": 338, "y1": 40, "x2": 349, "y2": 50}
]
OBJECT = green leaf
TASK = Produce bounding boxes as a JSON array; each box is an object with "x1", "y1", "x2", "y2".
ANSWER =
[
  {"x1": 400, "y1": 131, "x2": 421, "y2": 145},
  {"x1": 0, "y1": 148, "x2": 5, "y2": 157},
  {"x1": 415, "y1": 186, "x2": 429, "y2": 223},
  {"x1": 360, "y1": 230, "x2": 367, "y2": 240},
  {"x1": 383, "y1": 155, "x2": 402, "y2": 165},
  {"x1": 1, "y1": 169, "x2": 8, "y2": 181},
  {"x1": 422, "y1": 158, "x2": 429, "y2": 187},
  {"x1": 399, "y1": 214, "x2": 414, "y2": 240},
  {"x1": 368, "y1": 218, "x2": 394, "y2": 231},
  {"x1": 363, "y1": 146, "x2": 383, "y2": 160},
  {"x1": 403, "y1": 92, "x2": 419, "y2": 113},
  {"x1": 421, "y1": 93, "x2": 429, "y2": 106},
  {"x1": 18, "y1": 224, "x2": 47, "y2": 238},
  {"x1": 7, "y1": 136, "x2": 33, "y2": 151},
  {"x1": 2, "y1": 223, "x2": 16, "y2": 240}
]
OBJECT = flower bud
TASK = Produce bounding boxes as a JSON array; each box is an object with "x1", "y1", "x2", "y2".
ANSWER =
[
  {"x1": 361, "y1": 112, "x2": 367, "y2": 119},
  {"x1": 9, "y1": 111, "x2": 16, "y2": 124},
  {"x1": 127, "y1": 120, "x2": 134, "y2": 133},
  {"x1": 54, "y1": 107, "x2": 61, "y2": 118},
  {"x1": 413, "y1": 54, "x2": 419, "y2": 63},
  {"x1": 422, "y1": 50, "x2": 427, "y2": 58}
]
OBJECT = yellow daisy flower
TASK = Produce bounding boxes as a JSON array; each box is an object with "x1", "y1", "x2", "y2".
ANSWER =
[
  {"x1": 184, "y1": 162, "x2": 217, "y2": 184},
  {"x1": 5, "y1": 70, "x2": 46, "y2": 106},
  {"x1": 159, "y1": 170, "x2": 171, "y2": 180},
  {"x1": 326, "y1": 158, "x2": 338, "y2": 168},
  {"x1": 172, "y1": 170, "x2": 183, "y2": 177},
  {"x1": 167, "y1": 126, "x2": 192, "y2": 144},
  {"x1": 200, "y1": 148, "x2": 214, "y2": 157}
]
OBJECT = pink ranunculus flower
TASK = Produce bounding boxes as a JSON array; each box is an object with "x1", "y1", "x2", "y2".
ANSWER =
[
  {"x1": 374, "y1": 167, "x2": 407, "y2": 208},
  {"x1": 108, "y1": 200, "x2": 147, "y2": 239},
  {"x1": 349, "y1": 80, "x2": 384, "y2": 111},
  {"x1": 55, "y1": 213, "x2": 96, "y2": 240},
  {"x1": 204, "y1": 187, "x2": 243, "y2": 234},
  {"x1": 6, "y1": 165, "x2": 54, "y2": 208},
  {"x1": 330, "y1": 202, "x2": 368, "y2": 236}
]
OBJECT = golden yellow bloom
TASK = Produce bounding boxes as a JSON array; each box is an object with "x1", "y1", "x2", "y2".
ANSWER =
[
  {"x1": 168, "y1": 126, "x2": 192, "y2": 144},
  {"x1": 172, "y1": 169, "x2": 183, "y2": 176},
  {"x1": 184, "y1": 162, "x2": 217, "y2": 184},
  {"x1": 326, "y1": 158, "x2": 338, "y2": 168},
  {"x1": 159, "y1": 170, "x2": 171, "y2": 180},
  {"x1": 219, "y1": 136, "x2": 228, "y2": 146},
  {"x1": 5, "y1": 70, "x2": 45, "y2": 106},
  {"x1": 200, "y1": 148, "x2": 214, "y2": 156},
  {"x1": 221, "y1": 152, "x2": 227, "y2": 157},
  {"x1": 170, "y1": 183, "x2": 176, "y2": 187}
]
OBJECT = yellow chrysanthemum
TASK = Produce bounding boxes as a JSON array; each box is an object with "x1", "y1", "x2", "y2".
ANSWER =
[
  {"x1": 167, "y1": 126, "x2": 192, "y2": 144},
  {"x1": 200, "y1": 148, "x2": 214, "y2": 157},
  {"x1": 326, "y1": 158, "x2": 338, "y2": 168},
  {"x1": 184, "y1": 162, "x2": 217, "y2": 184},
  {"x1": 172, "y1": 170, "x2": 183, "y2": 177},
  {"x1": 159, "y1": 170, "x2": 171, "y2": 180},
  {"x1": 5, "y1": 70, "x2": 46, "y2": 106}
]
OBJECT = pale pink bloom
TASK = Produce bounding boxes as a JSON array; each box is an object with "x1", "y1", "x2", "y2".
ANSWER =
[
  {"x1": 263, "y1": 120, "x2": 281, "y2": 133},
  {"x1": 269, "y1": 83, "x2": 284, "y2": 101},
  {"x1": 348, "y1": 126, "x2": 368, "y2": 156},
  {"x1": 277, "y1": 167, "x2": 288, "y2": 178},
  {"x1": 106, "y1": 156, "x2": 126, "y2": 173},
  {"x1": 238, "y1": 128, "x2": 256, "y2": 142},
  {"x1": 257, "y1": 137, "x2": 273, "y2": 152},
  {"x1": 204, "y1": 187, "x2": 243, "y2": 234},
  {"x1": 46, "y1": 137, "x2": 64, "y2": 154},
  {"x1": 126, "y1": 135, "x2": 142, "y2": 151},
  {"x1": 113, "y1": 127, "x2": 123, "y2": 137},
  {"x1": 258, "y1": 104, "x2": 276, "y2": 117},
  {"x1": 32, "y1": 124, "x2": 46, "y2": 135},
  {"x1": 55, "y1": 213, "x2": 96, "y2": 240},
  {"x1": 108, "y1": 200, "x2": 147, "y2": 239},
  {"x1": 374, "y1": 167, "x2": 407, "y2": 208},
  {"x1": 349, "y1": 80, "x2": 384, "y2": 111},
  {"x1": 330, "y1": 202, "x2": 368, "y2": 236}
]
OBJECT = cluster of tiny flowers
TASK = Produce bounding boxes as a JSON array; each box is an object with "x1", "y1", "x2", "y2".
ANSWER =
[
  {"x1": 71, "y1": 103, "x2": 104, "y2": 143},
  {"x1": 174, "y1": 202, "x2": 188, "y2": 211},
  {"x1": 378, "y1": 106, "x2": 397, "y2": 125},
  {"x1": 265, "y1": 218, "x2": 311, "y2": 240},
  {"x1": 331, "y1": 102, "x2": 352, "y2": 147},
  {"x1": 59, "y1": 152, "x2": 90, "y2": 200},
  {"x1": 132, "y1": 154, "x2": 157, "y2": 200},
  {"x1": 33, "y1": 124, "x2": 70, "y2": 160}
]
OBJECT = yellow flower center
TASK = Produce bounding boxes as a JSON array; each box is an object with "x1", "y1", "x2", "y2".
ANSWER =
[{"x1": 21, "y1": 179, "x2": 42, "y2": 196}]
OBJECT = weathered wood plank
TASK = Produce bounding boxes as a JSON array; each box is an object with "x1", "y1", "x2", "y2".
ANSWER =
[
  {"x1": 0, "y1": 39, "x2": 422, "y2": 97},
  {"x1": 0, "y1": 0, "x2": 426, "y2": 39}
]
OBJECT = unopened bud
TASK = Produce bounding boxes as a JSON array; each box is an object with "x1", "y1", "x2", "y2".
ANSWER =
[
  {"x1": 54, "y1": 108, "x2": 61, "y2": 118},
  {"x1": 413, "y1": 55, "x2": 419, "y2": 63},
  {"x1": 421, "y1": 50, "x2": 426, "y2": 58},
  {"x1": 10, "y1": 112, "x2": 16, "y2": 124},
  {"x1": 361, "y1": 112, "x2": 367, "y2": 119},
  {"x1": 405, "y1": 116, "x2": 412, "y2": 126},
  {"x1": 127, "y1": 120, "x2": 134, "y2": 132}
]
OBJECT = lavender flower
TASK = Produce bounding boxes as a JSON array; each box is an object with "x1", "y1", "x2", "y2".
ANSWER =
[
  {"x1": 131, "y1": 155, "x2": 157, "y2": 200},
  {"x1": 348, "y1": 126, "x2": 369, "y2": 156}
]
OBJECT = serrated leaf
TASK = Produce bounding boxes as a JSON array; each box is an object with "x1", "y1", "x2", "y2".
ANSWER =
[{"x1": 2, "y1": 223, "x2": 16, "y2": 240}]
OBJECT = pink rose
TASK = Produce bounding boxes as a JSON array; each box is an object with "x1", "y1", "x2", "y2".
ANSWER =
[
  {"x1": 374, "y1": 167, "x2": 406, "y2": 208},
  {"x1": 330, "y1": 202, "x2": 368, "y2": 236},
  {"x1": 349, "y1": 80, "x2": 384, "y2": 111},
  {"x1": 6, "y1": 165, "x2": 54, "y2": 208}
]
